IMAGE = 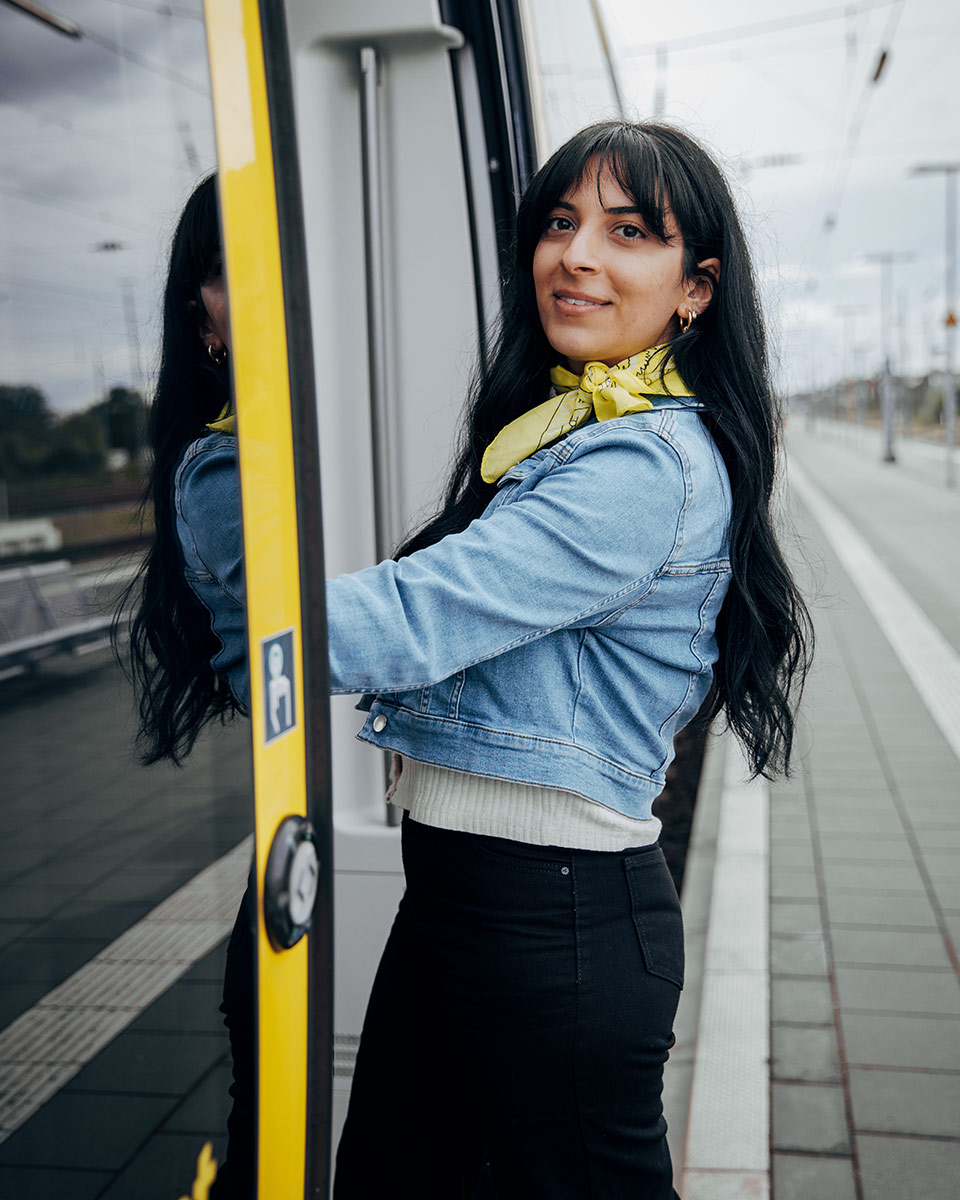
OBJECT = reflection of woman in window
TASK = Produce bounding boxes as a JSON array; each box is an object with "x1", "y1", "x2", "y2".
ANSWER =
[{"x1": 116, "y1": 174, "x2": 254, "y2": 1198}]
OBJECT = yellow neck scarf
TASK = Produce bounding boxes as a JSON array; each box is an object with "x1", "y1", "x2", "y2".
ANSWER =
[
  {"x1": 206, "y1": 402, "x2": 236, "y2": 434},
  {"x1": 480, "y1": 344, "x2": 692, "y2": 484}
]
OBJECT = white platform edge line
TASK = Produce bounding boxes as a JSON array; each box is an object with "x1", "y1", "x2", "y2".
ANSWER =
[
  {"x1": 0, "y1": 835, "x2": 251, "y2": 1141},
  {"x1": 681, "y1": 737, "x2": 770, "y2": 1197},
  {"x1": 789, "y1": 460, "x2": 960, "y2": 765}
]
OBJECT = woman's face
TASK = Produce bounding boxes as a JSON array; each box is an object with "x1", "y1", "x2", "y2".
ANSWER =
[
  {"x1": 532, "y1": 160, "x2": 692, "y2": 372},
  {"x1": 199, "y1": 262, "x2": 230, "y2": 354}
]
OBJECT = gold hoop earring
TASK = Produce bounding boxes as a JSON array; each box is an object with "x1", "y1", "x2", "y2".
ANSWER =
[
  {"x1": 680, "y1": 309, "x2": 698, "y2": 334},
  {"x1": 207, "y1": 343, "x2": 227, "y2": 365}
]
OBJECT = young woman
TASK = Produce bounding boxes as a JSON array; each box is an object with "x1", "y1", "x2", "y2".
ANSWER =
[
  {"x1": 126, "y1": 119, "x2": 810, "y2": 1200},
  {"x1": 327, "y1": 120, "x2": 810, "y2": 1198}
]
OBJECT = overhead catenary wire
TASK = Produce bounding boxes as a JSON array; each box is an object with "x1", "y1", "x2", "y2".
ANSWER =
[
  {"x1": 819, "y1": 0, "x2": 906, "y2": 235},
  {"x1": 617, "y1": 0, "x2": 903, "y2": 57}
]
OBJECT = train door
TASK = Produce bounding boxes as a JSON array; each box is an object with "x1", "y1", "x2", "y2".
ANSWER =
[
  {"x1": 204, "y1": 2, "x2": 332, "y2": 1196},
  {"x1": 277, "y1": 0, "x2": 539, "y2": 1159}
]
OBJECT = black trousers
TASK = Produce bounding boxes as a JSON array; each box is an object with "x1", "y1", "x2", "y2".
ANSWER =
[
  {"x1": 334, "y1": 816, "x2": 684, "y2": 1200},
  {"x1": 208, "y1": 875, "x2": 256, "y2": 1200}
]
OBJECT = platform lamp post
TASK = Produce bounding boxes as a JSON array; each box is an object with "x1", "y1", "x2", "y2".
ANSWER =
[
  {"x1": 910, "y1": 162, "x2": 959, "y2": 487},
  {"x1": 865, "y1": 251, "x2": 913, "y2": 463}
]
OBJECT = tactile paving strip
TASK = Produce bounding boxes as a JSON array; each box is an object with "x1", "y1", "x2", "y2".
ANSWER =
[{"x1": 0, "y1": 836, "x2": 251, "y2": 1141}]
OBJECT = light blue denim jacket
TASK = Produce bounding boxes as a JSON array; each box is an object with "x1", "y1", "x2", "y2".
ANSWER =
[{"x1": 175, "y1": 401, "x2": 732, "y2": 819}]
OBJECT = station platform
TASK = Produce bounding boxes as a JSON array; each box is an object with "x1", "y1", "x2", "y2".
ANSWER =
[
  {"x1": 671, "y1": 422, "x2": 960, "y2": 1199},
  {"x1": 0, "y1": 418, "x2": 957, "y2": 1199}
]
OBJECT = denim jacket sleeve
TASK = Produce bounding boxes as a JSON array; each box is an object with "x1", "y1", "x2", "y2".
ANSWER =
[
  {"x1": 175, "y1": 435, "x2": 249, "y2": 708},
  {"x1": 176, "y1": 441, "x2": 245, "y2": 607},
  {"x1": 325, "y1": 423, "x2": 686, "y2": 695}
]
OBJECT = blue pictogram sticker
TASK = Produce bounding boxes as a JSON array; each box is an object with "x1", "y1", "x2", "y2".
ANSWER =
[{"x1": 262, "y1": 629, "x2": 296, "y2": 744}]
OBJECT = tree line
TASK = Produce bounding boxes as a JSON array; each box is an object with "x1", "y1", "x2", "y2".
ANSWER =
[{"x1": 0, "y1": 383, "x2": 147, "y2": 482}]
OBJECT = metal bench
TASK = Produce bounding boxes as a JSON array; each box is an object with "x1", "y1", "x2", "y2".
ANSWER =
[{"x1": 0, "y1": 560, "x2": 115, "y2": 674}]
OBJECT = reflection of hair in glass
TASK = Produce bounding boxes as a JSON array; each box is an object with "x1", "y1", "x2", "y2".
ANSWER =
[
  {"x1": 115, "y1": 174, "x2": 244, "y2": 766},
  {"x1": 399, "y1": 120, "x2": 812, "y2": 779}
]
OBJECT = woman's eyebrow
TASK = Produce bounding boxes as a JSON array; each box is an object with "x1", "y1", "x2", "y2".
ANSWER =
[{"x1": 553, "y1": 200, "x2": 642, "y2": 215}]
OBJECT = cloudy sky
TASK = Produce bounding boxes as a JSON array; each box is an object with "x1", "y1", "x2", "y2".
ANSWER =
[
  {"x1": 0, "y1": 0, "x2": 215, "y2": 414},
  {"x1": 1, "y1": 0, "x2": 956, "y2": 413}
]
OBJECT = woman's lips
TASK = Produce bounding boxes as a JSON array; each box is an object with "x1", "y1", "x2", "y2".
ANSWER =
[{"x1": 554, "y1": 292, "x2": 609, "y2": 315}]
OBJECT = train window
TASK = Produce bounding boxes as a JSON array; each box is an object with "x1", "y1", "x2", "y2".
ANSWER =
[
  {"x1": 0, "y1": 4, "x2": 257, "y2": 1198},
  {"x1": 521, "y1": 0, "x2": 625, "y2": 152}
]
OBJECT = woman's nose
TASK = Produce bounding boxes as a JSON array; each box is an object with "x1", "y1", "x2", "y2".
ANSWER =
[{"x1": 560, "y1": 226, "x2": 601, "y2": 273}]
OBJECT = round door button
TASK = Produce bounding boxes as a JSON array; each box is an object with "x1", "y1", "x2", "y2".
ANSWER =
[
  {"x1": 372, "y1": 714, "x2": 388, "y2": 733},
  {"x1": 263, "y1": 815, "x2": 319, "y2": 950}
]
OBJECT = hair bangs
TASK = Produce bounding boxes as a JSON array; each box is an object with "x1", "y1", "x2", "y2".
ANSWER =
[{"x1": 521, "y1": 124, "x2": 676, "y2": 258}]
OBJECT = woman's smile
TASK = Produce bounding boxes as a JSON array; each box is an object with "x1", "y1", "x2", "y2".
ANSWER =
[{"x1": 553, "y1": 290, "x2": 610, "y2": 314}]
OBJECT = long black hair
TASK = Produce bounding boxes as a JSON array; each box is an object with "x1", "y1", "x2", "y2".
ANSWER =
[
  {"x1": 115, "y1": 174, "x2": 241, "y2": 765},
  {"x1": 398, "y1": 121, "x2": 812, "y2": 777}
]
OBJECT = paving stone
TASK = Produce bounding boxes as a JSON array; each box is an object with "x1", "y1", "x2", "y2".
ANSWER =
[
  {"x1": 772, "y1": 1152, "x2": 857, "y2": 1200},
  {"x1": 841, "y1": 1011, "x2": 960, "y2": 1070},
  {"x1": 772, "y1": 1024, "x2": 842, "y2": 1083},
  {"x1": 931, "y1": 879, "x2": 960, "y2": 908},
  {"x1": 0, "y1": 937, "x2": 104, "y2": 983},
  {"x1": 772, "y1": 1081, "x2": 850, "y2": 1153},
  {"x1": 0, "y1": 980, "x2": 48, "y2": 1028},
  {"x1": 819, "y1": 840, "x2": 916, "y2": 863},
  {"x1": 907, "y1": 809, "x2": 960, "y2": 829},
  {"x1": 128, "y1": 980, "x2": 224, "y2": 1034},
  {"x1": 923, "y1": 850, "x2": 960, "y2": 878},
  {"x1": 27, "y1": 901, "x2": 154, "y2": 942},
  {"x1": 771, "y1": 841, "x2": 816, "y2": 870},
  {"x1": 815, "y1": 810, "x2": 903, "y2": 834},
  {"x1": 771, "y1": 900, "x2": 822, "y2": 936},
  {"x1": 0, "y1": 1092, "x2": 176, "y2": 1170},
  {"x1": 96, "y1": 1130, "x2": 228, "y2": 1200},
  {"x1": 0, "y1": 921, "x2": 31, "y2": 952},
  {"x1": 848, "y1": 1068, "x2": 960, "y2": 1136},
  {"x1": 821, "y1": 861, "x2": 926, "y2": 892},
  {"x1": 772, "y1": 978, "x2": 834, "y2": 1025},
  {"x1": 179, "y1": 943, "x2": 229, "y2": 983},
  {"x1": 772, "y1": 868, "x2": 820, "y2": 900},
  {"x1": 0, "y1": 1165, "x2": 113, "y2": 1199},
  {"x1": 834, "y1": 966, "x2": 960, "y2": 1015},
  {"x1": 771, "y1": 933, "x2": 829, "y2": 976},
  {"x1": 809, "y1": 788, "x2": 892, "y2": 810},
  {"x1": 64, "y1": 1030, "x2": 229, "y2": 1096},
  {"x1": 825, "y1": 891, "x2": 936, "y2": 927},
  {"x1": 857, "y1": 1132, "x2": 960, "y2": 1200},
  {"x1": 19, "y1": 856, "x2": 124, "y2": 888},
  {"x1": 942, "y1": 911, "x2": 960, "y2": 946},
  {"x1": 829, "y1": 928, "x2": 952, "y2": 969},
  {"x1": 0, "y1": 884, "x2": 84, "y2": 922},
  {"x1": 769, "y1": 814, "x2": 811, "y2": 837},
  {"x1": 163, "y1": 1061, "x2": 232, "y2": 1133},
  {"x1": 914, "y1": 827, "x2": 960, "y2": 849}
]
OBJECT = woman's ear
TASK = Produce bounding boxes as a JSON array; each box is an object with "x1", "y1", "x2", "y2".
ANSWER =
[
  {"x1": 187, "y1": 298, "x2": 216, "y2": 348},
  {"x1": 683, "y1": 257, "x2": 721, "y2": 317}
]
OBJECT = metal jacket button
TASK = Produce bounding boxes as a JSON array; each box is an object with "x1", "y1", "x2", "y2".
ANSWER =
[{"x1": 372, "y1": 714, "x2": 388, "y2": 733}]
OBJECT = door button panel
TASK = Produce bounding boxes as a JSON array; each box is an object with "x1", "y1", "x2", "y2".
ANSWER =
[{"x1": 264, "y1": 815, "x2": 319, "y2": 950}]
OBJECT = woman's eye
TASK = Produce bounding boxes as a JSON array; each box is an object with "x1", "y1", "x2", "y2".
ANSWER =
[
  {"x1": 545, "y1": 215, "x2": 574, "y2": 233},
  {"x1": 618, "y1": 223, "x2": 646, "y2": 240}
]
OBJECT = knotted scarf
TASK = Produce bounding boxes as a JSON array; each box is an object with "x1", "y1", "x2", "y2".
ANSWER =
[{"x1": 480, "y1": 344, "x2": 692, "y2": 484}]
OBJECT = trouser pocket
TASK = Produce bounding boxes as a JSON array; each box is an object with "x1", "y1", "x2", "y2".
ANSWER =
[{"x1": 624, "y1": 850, "x2": 685, "y2": 989}]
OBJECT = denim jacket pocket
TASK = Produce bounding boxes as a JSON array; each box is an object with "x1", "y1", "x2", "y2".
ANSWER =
[{"x1": 624, "y1": 852, "x2": 684, "y2": 989}]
